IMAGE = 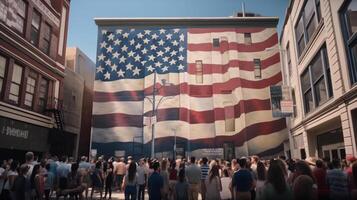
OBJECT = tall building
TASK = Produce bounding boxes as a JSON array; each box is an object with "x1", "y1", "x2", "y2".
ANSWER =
[
  {"x1": 0, "y1": 0, "x2": 70, "y2": 160},
  {"x1": 64, "y1": 47, "x2": 95, "y2": 158},
  {"x1": 280, "y1": 0, "x2": 357, "y2": 160},
  {"x1": 92, "y1": 17, "x2": 288, "y2": 159}
]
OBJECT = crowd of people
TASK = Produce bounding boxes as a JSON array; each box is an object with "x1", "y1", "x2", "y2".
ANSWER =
[{"x1": 1, "y1": 152, "x2": 357, "y2": 200}]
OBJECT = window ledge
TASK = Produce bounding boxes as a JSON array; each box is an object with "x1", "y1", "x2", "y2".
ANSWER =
[{"x1": 297, "y1": 19, "x2": 324, "y2": 65}]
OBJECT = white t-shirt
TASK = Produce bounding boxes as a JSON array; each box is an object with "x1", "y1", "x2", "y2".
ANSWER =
[
  {"x1": 0, "y1": 167, "x2": 5, "y2": 194},
  {"x1": 4, "y1": 170, "x2": 18, "y2": 190},
  {"x1": 220, "y1": 177, "x2": 232, "y2": 200},
  {"x1": 137, "y1": 166, "x2": 146, "y2": 185}
]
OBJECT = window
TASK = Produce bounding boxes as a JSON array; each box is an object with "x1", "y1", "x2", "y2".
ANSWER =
[
  {"x1": 254, "y1": 59, "x2": 261, "y2": 79},
  {"x1": 41, "y1": 23, "x2": 51, "y2": 54},
  {"x1": 30, "y1": 10, "x2": 41, "y2": 45},
  {"x1": 38, "y1": 78, "x2": 49, "y2": 112},
  {"x1": 300, "y1": 46, "x2": 333, "y2": 114},
  {"x1": 244, "y1": 33, "x2": 252, "y2": 44},
  {"x1": 24, "y1": 70, "x2": 37, "y2": 108},
  {"x1": 9, "y1": 64, "x2": 23, "y2": 104},
  {"x1": 286, "y1": 43, "x2": 292, "y2": 77},
  {"x1": 14, "y1": 0, "x2": 27, "y2": 34},
  {"x1": 0, "y1": 56, "x2": 7, "y2": 94},
  {"x1": 213, "y1": 38, "x2": 220, "y2": 47},
  {"x1": 224, "y1": 104, "x2": 235, "y2": 132},
  {"x1": 340, "y1": 0, "x2": 357, "y2": 84},
  {"x1": 295, "y1": 0, "x2": 322, "y2": 57},
  {"x1": 292, "y1": 88, "x2": 297, "y2": 117},
  {"x1": 195, "y1": 60, "x2": 203, "y2": 83}
]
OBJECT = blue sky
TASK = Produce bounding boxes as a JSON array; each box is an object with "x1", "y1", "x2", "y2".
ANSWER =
[{"x1": 67, "y1": 0, "x2": 289, "y2": 62}]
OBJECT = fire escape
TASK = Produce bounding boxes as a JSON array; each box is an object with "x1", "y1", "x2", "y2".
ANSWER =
[{"x1": 46, "y1": 98, "x2": 64, "y2": 130}]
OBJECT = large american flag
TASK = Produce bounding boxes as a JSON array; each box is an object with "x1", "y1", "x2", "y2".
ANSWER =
[{"x1": 92, "y1": 25, "x2": 287, "y2": 157}]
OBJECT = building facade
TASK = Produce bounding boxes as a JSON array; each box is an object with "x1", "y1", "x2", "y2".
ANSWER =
[
  {"x1": 280, "y1": 0, "x2": 357, "y2": 160},
  {"x1": 64, "y1": 47, "x2": 95, "y2": 158},
  {"x1": 93, "y1": 17, "x2": 288, "y2": 159},
  {"x1": 0, "y1": 0, "x2": 70, "y2": 160}
]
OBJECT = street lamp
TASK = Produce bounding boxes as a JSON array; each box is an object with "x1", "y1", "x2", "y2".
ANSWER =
[{"x1": 144, "y1": 72, "x2": 173, "y2": 158}]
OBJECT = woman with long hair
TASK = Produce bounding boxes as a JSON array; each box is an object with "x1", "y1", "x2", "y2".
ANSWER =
[
  {"x1": 104, "y1": 161, "x2": 114, "y2": 199},
  {"x1": 292, "y1": 161, "x2": 317, "y2": 200},
  {"x1": 255, "y1": 161, "x2": 266, "y2": 199},
  {"x1": 258, "y1": 159, "x2": 292, "y2": 200},
  {"x1": 30, "y1": 164, "x2": 44, "y2": 200},
  {"x1": 122, "y1": 162, "x2": 138, "y2": 200},
  {"x1": 205, "y1": 164, "x2": 222, "y2": 200},
  {"x1": 160, "y1": 159, "x2": 170, "y2": 200},
  {"x1": 174, "y1": 169, "x2": 189, "y2": 200},
  {"x1": 90, "y1": 161, "x2": 104, "y2": 199}
]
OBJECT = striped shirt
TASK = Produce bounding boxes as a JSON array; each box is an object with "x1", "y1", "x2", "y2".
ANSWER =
[{"x1": 200, "y1": 164, "x2": 209, "y2": 180}]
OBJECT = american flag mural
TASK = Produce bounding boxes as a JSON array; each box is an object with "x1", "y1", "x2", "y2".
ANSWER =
[{"x1": 92, "y1": 19, "x2": 288, "y2": 158}]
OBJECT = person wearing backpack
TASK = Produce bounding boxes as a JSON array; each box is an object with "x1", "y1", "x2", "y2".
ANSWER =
[{"x1": 13, "y1": 164, "x2": 29, "y2": 200}]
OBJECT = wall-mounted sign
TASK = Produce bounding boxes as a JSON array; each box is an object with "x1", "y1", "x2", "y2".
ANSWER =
[
  {"x1": 270, "y1": 85, "x2": 293, "y2": 118},
  {"x1": 0, "y1": 117, "x2": 49, "y2": 152}
]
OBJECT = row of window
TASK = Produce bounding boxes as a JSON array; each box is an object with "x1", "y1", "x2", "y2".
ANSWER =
[
  {"x1": 0, "y1": 0, "x2": 52, "y2": 55},
  {"x1": 0, "y1": 55, "x2": 51, "y2": 113},
  {"x1": 212, "y1": 33, "x2": 252, "y2": 47},
  {"x1": 193, "y1": 58, "x2": 262, "y2": 83}
]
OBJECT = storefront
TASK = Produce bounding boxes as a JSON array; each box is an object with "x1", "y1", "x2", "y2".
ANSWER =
[{"x1": 0, "y1": 117, "x2": 50, "y2": 161}]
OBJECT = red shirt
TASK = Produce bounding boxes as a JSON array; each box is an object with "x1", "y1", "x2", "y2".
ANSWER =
[{"x1": 312, "y1": 167, "x2": 329, "y2": 195}]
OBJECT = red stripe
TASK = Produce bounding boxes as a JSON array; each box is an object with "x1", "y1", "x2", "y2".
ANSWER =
[
  {"x1": 153, "y1": 118, "x2": 287, "y2": 147},
  {"x1": 188, "y1": 27, "x2": 266, "y2": 34},
  {"x1": 188, "y1": 33, "x2": 278, "y2": 52},
  {"x1": 187, "y1": 53, "x2": 280, "y2": 74},
  {"x1": 92, "y1": 99, "x2": 272, "y2": 128},
  {"x1": 94, "y1": 72, "x2": 282, "y2": 102}
]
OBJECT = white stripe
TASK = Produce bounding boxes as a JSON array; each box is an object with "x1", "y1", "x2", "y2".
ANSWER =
[
  {"x1": 92, "y1": 110, "x2": 281, "y2": 143},
  {"x1": 235, "y1": 128, "x2": 287, "y2": 156},
  {"x1": 94, "y1": 85, "x2": 273, "y2": 114},
  {"x1": 187, "y1": 44, "x2": 279, "y2": 64},
  {"x1": 92, "y1": 127, "x2": 142, "y2": 143},
  {"x1": 188, "y1": 28, "x2": 276, "y2": 44}
]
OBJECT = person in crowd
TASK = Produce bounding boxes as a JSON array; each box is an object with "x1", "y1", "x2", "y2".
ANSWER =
[
  {"x1": 231, "y1": 157, "x2": 253, "y2": 200},
  {"x1": 90, "y1": 161, "x2": 104, "y2": 199},
  {"x1": 25, "y1": 152, "x2": 37, "y2": 177},
  {"x1": 255, "y1": 161, "x2": 266, "y2": 200},
  {"x1": 30, "y1": 164, "x2": 44, "y2": 200},
  {"x1": 65, "y1": 162, "x2": 84, "y2": 199},
  {"x1": 293, "y1": 175, "x2": 316, "y2": 200},
  {"x1": 78, "y1": 156, "x2": 91, "y2": 199},
  {"x1": 148, "y1": 161, "x2": 163, "y2": 200},
  {"x1": 137, "y1": 158, "x2": 147, "y2": 200},
  {"x1": 351, "y1": 161, "x2": 357, "y2": 200},
  {"x1": 174, "y1": 169, "x2": 189, "y2": 200},
  {"x1": 185, "y1": 157, "x2": 201, "y2": 200},
  {"x1": 327, "y1": 159, "x2": 349, "y2": 200},
  {"x1": 220, "y1": 169, "x2": 231, "y2": 200},
  {"x1": 13, "y1": 164, "x2": 29, "y2": 200},
  {"x1": 205, "y1": 164, "x2": 222, "y2": 200},
  {"x1": 258, "y1": 159, "x2": 292, "y2": 200},
  {"x1": 168, "y1": 161, "x2": 178, "y2": 200},
  {"x1": 0, "y1": 162, "x2": 5, "y2": 198},
  {"x1": 57, "y1": 156, "x2": 70, "y2": 193},
  {"x1": 122, "y1": 162, "x2": 138, "y2": 200},
  {"x1": 104, "y1": 161, "x2": 114, "y2": 199},
  {"x1": 3, "y1": 160, "x2": 18, "y2": 199},
  {"x1": 114, "y1": 157, "x2": 126, "y2": 192},
  {"x1": 43, "y1": 163, "x2": 54, "y2": 200},
  {"x1": 200, "y1": 157, "x2": 209, "y2": 200},
  {"x1": 292, "y1": 160, "x2": 318, "y2": 198},
  {"x1": 312, "y1": 159, "x2": 329, "y2": 199},
  {"x1": 160, "y1": 159, "x2": 170, "y2": 200},
  {"x1": 251, "y1": 156, "x2": 259, "y2": 175}
]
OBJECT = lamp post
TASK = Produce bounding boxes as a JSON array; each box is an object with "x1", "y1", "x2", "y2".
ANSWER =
[{"x1": 145, "y1": 72, "x2": 173, "y2": 158}]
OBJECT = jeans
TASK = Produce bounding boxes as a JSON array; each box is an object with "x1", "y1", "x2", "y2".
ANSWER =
[
  {"x1": 125, "y1": 185, "x2": 137, "y2": 200},
  {"x1": 138, "y1": 184, "x2": 145, "y2": 200}
]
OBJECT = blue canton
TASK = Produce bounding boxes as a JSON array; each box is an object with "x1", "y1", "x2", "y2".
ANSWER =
[{"x1": 96, "y1": 27, "x2": 187, "y2": 81}]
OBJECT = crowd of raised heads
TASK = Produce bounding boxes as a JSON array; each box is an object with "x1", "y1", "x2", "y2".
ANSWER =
[{"x1": 1, "y1": 153, "x2": 357, "y2": 200}]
